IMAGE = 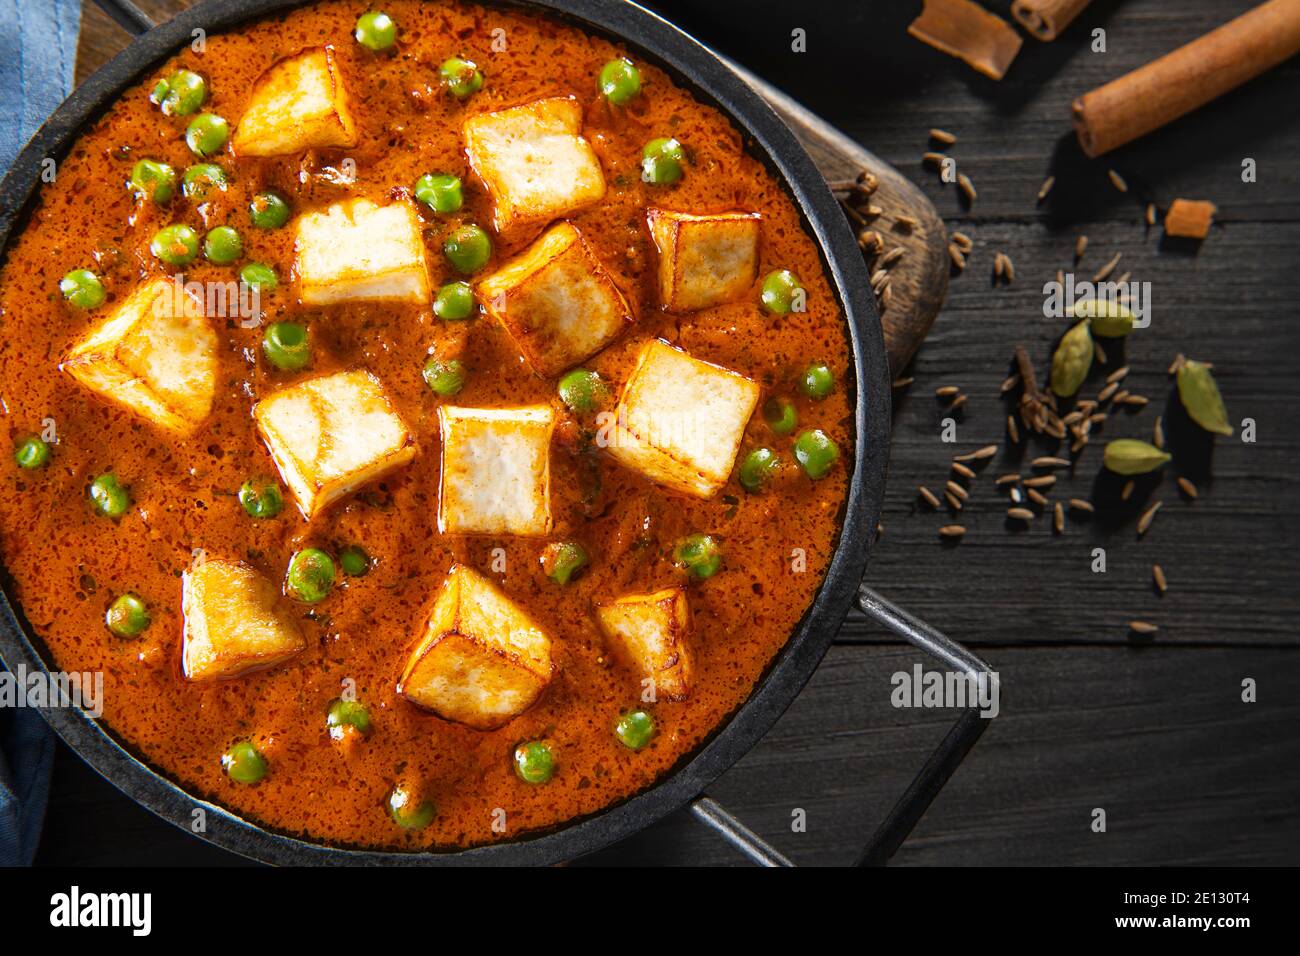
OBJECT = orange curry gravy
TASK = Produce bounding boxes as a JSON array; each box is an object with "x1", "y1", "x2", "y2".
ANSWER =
[{"x1": 0, "y1": 0, "x2": 852, "y2": 849}]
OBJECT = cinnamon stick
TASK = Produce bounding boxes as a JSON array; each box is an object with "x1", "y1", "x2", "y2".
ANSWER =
[
  {"x1": 1011, "y1": 0, "x2": 1093, "y2": 42},
  {"x1": 1072, "y1": 0, "x2": 1300, "y2": 157},
  {"x1": 908, "y1": 0, "x2": 1023, "y2": 81}
]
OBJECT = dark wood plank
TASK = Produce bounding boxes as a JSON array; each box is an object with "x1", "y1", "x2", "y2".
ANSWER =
[{"x1": 576, "y1": 644, "x2": 1300, "y2": 865}]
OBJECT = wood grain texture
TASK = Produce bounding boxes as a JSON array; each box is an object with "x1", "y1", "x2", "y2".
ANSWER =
[{"x1": 48, "y1": 0, "x2": 1300, "y2": 866}]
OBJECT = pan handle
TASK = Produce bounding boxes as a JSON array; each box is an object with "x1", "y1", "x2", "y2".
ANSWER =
[
  {"x1": 690, "y1": 585, "x2": 997, "y2": 866},
  {"x1": 91, "y1": 0, "x2": 156, "y2": 37}
]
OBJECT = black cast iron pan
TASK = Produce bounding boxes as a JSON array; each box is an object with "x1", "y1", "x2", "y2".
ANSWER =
[{"x1": 0, "y1": 0, "x2": 992, "y2": 866}]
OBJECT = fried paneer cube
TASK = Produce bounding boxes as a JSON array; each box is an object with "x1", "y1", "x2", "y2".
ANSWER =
[
  {"x1": 463, "y1": 96, "x2": 606, "y2": 233},
  {"x1": 294, "y1": 198, "x2": 431, "y2": 306},
  {"x1": 231, "y1": 46, "x2": 357, "y2": 157},
  {"x1": 398, "y1": 565, "x2": 553, "y2": 730},
  {"x1": 476, "y1": 222, "x2": 631, "y2": 376},
  {"x1": 595, "y1": 587, "x2": 693, "y2": 701},
  {"x1": 61, "y1": 277, "x2": 217, "y2": 437},
  {"x1": 253, "y1": 369, "x2": 416, "y2": 518},
  {"x1": 437, "y1": 405, "x2": 554, "y2": 536},
  {"x1": 182, "y1": 559, "x2": 305, "y2": 681},
  {"x1": 605, "y1": 340, "x2": 760, "y2": 498},
  {"x1": 646, "y1": 208, "x2": 761, "y2": 312}
]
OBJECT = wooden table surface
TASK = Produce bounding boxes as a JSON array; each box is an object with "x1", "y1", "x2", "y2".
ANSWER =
[{"x1": 37, "y1": 0, "x2": 1299, "y2": 866}]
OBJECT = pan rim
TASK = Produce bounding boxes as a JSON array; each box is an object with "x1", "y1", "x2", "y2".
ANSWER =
[{"x1": 0, "y1": 0, "x2": 888, "y2": 865}]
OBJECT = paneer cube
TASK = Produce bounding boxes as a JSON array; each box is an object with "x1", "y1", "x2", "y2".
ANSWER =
[
  {"x1": 605, "y1": 340, "x2": 760, "y2": 498},
  {"x1": 647, "y1": 208, "x2": 761, "y2": 312},
  {"x1": 61, "y1": 277, "x2": 217, "y2": 437},
  {"x1": 294, "y1": 198, "x2": 431, "y2": 306},
  {"x1": 437, "y1": 405, "x2": 554, "y2": 536},
  {"x1": 464, "y1": 96, "x2": 606, "y2": 233},
  {"x1": 595, "y1": 587, "x2": 693, "y2": 701},
  {"x1": 253, "y1": 369, "x2": 416, "y2": 518},
  {"x1": 398, "y1": 564, "x2": 553, "y2": 730},
  {"x1": 182, "y1": 559, "x2": 305, "y2": 681},
  {"x1": 231, "y1": 46, "x2": 357, "y2": 157},
  {"x1": 476, "y1": 222, "x2": 631, "y2": 376}
]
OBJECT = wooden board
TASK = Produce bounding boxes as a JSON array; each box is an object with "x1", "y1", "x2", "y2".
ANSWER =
[{"x1": 75, "y1": 0, "x2": 948, "y2": 376}]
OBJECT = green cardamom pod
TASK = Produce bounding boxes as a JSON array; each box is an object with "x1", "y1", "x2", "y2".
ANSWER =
[
  {"x1": 1070, "y1": 298, "x2": 1135, "y2": 338},
  {"x1": 1176, "y1": 360, "x2": 1232, "y2": 436},
  {"x1": 1103, "y1": 438, "x2": 1172, "y2": 476},
  {"x1": 1050, "y1": 320, "x2": 1093, "y2": 397}
]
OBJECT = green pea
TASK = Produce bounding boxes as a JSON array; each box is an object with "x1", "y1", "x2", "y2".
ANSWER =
[
  {"x1": 262, "y1": 321, "x2": 310, "y2": 371},
  {"x1": 151, "y1": 69, "x2": 207, "y2": 117},
  {"x1": 182, "y1": 163, "x2": 228, "y2": 201},
  {"x1": 129, "y1": 159, "x2": 177, "y2": 204},
  {"x1": 433, "y1": 281, "x2": 475, "y2": 320},
  {"x1": 387, "y1": 784, "x2": 435, "y2": 829},
  {"x1": 674, "y1": 533, "x2": 721, "y2": 579},
  {"x1": 203, "y1": 225, "x2": 243, "y2": 264},
  {"x1": 327, "y1": 698, "x2": 372, "y2": 737},
  {"x1": 557, "y1": 368, "x2": 608, "y2": 414},
  {"x1": 739, "y1": 447, "x2": 780, "y2": 492},
  {"x1": 105, "y1": 593, "x2": 150, "y2": 638},
  {"x1": 249, "y1": 190, "x2": 290, "y2": 229},
  {"x1": 794, "y1": 428, "x2": 839, "y2": 479},
  {"x1": 89, "y1": 473, "x2": 130, "y2": 518},
  {"x1": 286, "y1": 548, "x2": 335, "y2": 604},
  {"x1": 239, "y1": 261, "x2": 277, "y2": 292},
  {"x1": 14, "y1": 436, "x2": 50, "y2": 470},
  {"x1": 514, "y1": 741, "x2": 555, "y2": 784},
  {"x1": 222, "y1": 741, "x2": 267, "y2": 785},
  {"x1": 149, "y1": 224, "x2": 200, "y2": 266},
  {"x1": 541, "y1": 541, "x2": 588, "y2": 585},
  {"x1": 185, "y1": 113, "x2": 229, "y2": 157},
  {"x1": 614, "y1": 710, "x2": 655, "y2": 750},
  {"x1": 641, "y1": 136, "x2": 685, "y2": 185},
  {"x1": 59, "y1": 269, "x2": 106, "y2": 309},
  {"x1": 800, "y1": 362, "x2": 835, "y2": 400},
  {"x1": 339, "y1": 545, "x2": 371, "y2": 577},
  {"x1": 443, "y1": 223, "x2": 491, "y2": 274},
  {"x1": 238, "y1": 478, "x2": 284, "y2": 519},
  {"x1": 414, "y1": 173, "x2": 463, "y2": 213},
  {"x1": 422, "y1": 357, "x2": 466, "y2": 396},
  {"x1": 354, "y1": 10, "x2": 397, "y2": 51},
  {"x1": 762, "y1": 396, "x2": 798, "y2": 435},
  {"x1": 761, "y1": 269, "x2": 804, "y2": 314},
  {"x1": 439, "y1": 57, "x2": 484, "y2": 99},
  {"x1": 599, "y1": 58, "x2": 642, "y2": 106}
]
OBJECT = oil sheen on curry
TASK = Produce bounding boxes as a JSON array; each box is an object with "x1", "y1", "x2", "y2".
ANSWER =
[{"x1": 0, "y1": 0, "x2": 853, "y2": 848}]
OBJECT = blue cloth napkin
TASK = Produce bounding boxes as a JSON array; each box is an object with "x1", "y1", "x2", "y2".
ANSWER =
[{"x1": 0, "y1": 0, "x2": 82, "y2": 865}]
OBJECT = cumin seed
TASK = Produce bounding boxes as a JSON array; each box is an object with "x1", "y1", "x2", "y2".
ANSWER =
[
  {"x1": 1137, "y1": 500, "x2": 1162, "y2": 535},
  {"x1": 1093, "y1": 252, "x2": 1122, "y2": 282}
]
